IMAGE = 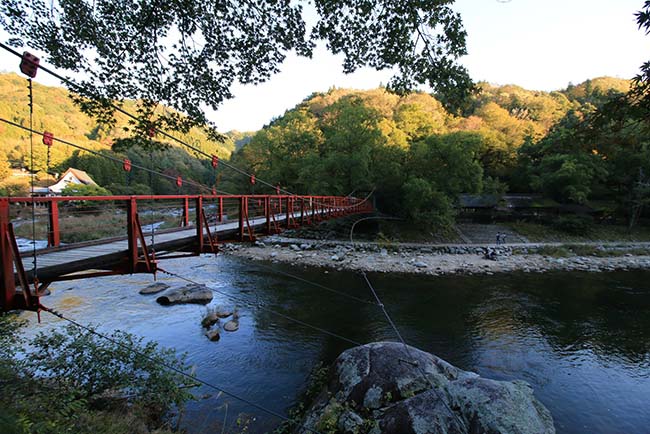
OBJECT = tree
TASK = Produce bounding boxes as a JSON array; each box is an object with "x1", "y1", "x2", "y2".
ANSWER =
[
  {"x1": 243, "y1": 107, "x2": 324, "y2": 192},
  {"x1": 0, "y1": 0, "x2": 473, "y2": 138},
  {"x1": 0, "y1": 152, "x2": 10, "y2": 181},
  {"x1": 402, "y1": 177, "x2": 454, "y2": 227},
  {"x1": 406, "y1": 132, "x2": 484, "y2": 197},
  {"x1": 317, "y1": 96, "x2": 383, "y2": 195}
]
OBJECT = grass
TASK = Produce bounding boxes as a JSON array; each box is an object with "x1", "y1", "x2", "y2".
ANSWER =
[
  {"x1": 12, "y1": 207, "x2": 187, "y2": 244},
  {"x1": 534, "y1": 246, "x2": 574, "y2": 257},
  {"x1": 507, "y1": 221, "x2": 650, "y2": 243},
  {"x1": 374, "y1": 220, "x2": 461, "y2": 244}
]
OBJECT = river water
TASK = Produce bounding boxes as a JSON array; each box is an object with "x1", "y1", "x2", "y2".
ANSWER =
[{"x1": 24, "y1": 254, "x2": 650, "y2": 433}]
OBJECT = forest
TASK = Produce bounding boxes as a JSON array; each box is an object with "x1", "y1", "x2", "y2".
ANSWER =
[
  {"x1": 0, "y1": 72, "x2": 648, "y2": 229},
  {"x1": 228, "y1": 76, "x2": 648, "y2": 229}
]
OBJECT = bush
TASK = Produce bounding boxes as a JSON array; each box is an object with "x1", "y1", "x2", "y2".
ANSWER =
[
  {"x1": 61, "y1": 183, "x2": 113, "y2": 197},
  {"x1": 27, "y1": 324, "x2": 193, "y2": 412},
  {"x1": 535, "y1": 245, "x2": 574, "y2": 257},
  {"x1": 551, "y1": 215, "x2": 593, "y2": 235},
  {"x1": 0, "y1": 314, "x2": 193, "y2": 433}
]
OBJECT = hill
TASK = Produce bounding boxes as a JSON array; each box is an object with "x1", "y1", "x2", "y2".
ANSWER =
[
  {"x1": 226, "y1": 76, "x2": 643, "y2": 227},
  {"x1": 0, "y1": 72, "x2": 241, "y2": 194},
  {"x1": 0, "y1": 72, "x2": 237, "y2": 167}
]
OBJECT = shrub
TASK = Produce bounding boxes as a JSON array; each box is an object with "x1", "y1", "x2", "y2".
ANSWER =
[
  {"x1": 551, "y1": 215, "x2": 593, "y2": 235},
  {"x1": 0, "y1": 314, "x2": 194, "y2": 433},
  {"x1": 535, "y1": 245, "x2": 574, "y2": 257},
  {"x1": 61, "y1": 183, "x2": 113, "y2": 197},
  {"x1": 402, "y1": 178, "x2": 455, "y2": 229}
]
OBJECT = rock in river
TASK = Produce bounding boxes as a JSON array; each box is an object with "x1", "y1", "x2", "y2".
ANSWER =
[
  {"x1": 205, "y1": 328, "x2": 220, "y2": 341},
  {"x1": 296, "y1": 342, "x2": 555, "y2": 434},
  {"x1": 156, "y1": 283, "x2": 213, "y2": 305},
  {"x1": 139, "y1": 282, "x2": 170, "y2": 295},
  {"x1": 223, "y1": 320, "x2": 239, "y2": 332}
]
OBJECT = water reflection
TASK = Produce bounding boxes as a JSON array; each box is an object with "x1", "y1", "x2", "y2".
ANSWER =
[{"x1": 25, "y1": 255, "x2": 650, "y2": 434}]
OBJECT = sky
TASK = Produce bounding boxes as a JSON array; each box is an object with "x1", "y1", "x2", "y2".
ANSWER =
[{"x1": 1, "y1": 0, "x2": 648, "y2": 132}]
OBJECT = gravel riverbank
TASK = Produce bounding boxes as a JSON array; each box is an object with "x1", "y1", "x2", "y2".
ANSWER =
[{"x1": 222, "y1": 236, "x2": 650, "y2": 275}]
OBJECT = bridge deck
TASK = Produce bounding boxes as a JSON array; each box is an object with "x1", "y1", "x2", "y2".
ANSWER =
[{"x1": 22, "y1": 212, "x2": 295, "y2": 283}]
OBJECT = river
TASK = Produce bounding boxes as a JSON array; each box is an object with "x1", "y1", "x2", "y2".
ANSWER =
[{"x1": 24, "y1": 254, "x2": 650, "y2": 433}]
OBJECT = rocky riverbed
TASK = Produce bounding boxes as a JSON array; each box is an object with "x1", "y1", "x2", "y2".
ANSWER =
[{"x1": 222, "y1": 236, "x2": 650, "y2": 275}]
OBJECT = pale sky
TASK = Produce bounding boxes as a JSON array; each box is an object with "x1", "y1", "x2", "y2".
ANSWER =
[{"x1": 1, "y1": 0, "x2": 648, "y2": 132}]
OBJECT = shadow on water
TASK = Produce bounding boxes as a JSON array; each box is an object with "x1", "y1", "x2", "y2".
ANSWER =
[{"x1": 24, "y1": 255, "x2": 650, "y2": 434}]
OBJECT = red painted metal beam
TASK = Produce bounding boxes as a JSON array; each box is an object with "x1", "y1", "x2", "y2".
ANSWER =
[
  {"x1": 47, "y1": 201, "x2": 60, "y2": 247},
  {"x1": 0, "y1": 198, "x2": 15, "y2": 311}
]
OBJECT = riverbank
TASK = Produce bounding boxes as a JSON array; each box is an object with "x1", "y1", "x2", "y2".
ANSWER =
[{"x1": 222, "y1": 236, "x2": 650, "y2": 275}]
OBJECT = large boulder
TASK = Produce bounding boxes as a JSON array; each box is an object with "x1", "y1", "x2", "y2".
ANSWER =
[
  {"x1": 156, "y1": 283, "x2": 213, "y2": 305},
  {"x1": 297, "y1": 342, "x2": 555, "y2": 434}
]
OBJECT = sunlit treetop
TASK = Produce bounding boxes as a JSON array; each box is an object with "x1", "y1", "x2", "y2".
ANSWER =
[{"x1": 0, "y1": 0, "x2": 473, "y2": 141}]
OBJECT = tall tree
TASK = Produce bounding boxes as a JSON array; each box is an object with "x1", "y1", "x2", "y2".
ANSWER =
[{"x1": 0, "y1": 0, "x2": 473, "y2": 138}]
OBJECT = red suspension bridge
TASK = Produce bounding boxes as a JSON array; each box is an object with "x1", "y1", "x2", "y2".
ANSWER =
[{"x1": 0, "y1": 194, "x2": 372, "y2": 313}]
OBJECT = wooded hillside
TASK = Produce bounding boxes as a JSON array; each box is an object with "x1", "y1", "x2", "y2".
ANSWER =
[
  {"x1": 0, "y1": 73, "x2": 251, "y2": 194},
  {"x1": 227, "y1": 76, "x2": 647, "y2": 228}
]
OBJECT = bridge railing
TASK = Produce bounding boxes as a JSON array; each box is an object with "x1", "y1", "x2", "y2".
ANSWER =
[
  {"x1": 6, "y1": 194, "x2": 371, "y2": 251},
  {"x1": 1, "y1": 194, "x2": 373, "y2": 312}
]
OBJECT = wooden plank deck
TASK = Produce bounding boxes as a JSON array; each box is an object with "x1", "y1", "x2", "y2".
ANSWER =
[{"x1": 21, "y1": 211, "x2": 304, "y2": 283}]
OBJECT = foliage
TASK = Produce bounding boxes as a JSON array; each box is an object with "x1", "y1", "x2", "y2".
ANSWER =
[
  {"x1": 550, "y1": 215, "x2": 593, "y2": 236},
  {"x1": 0, "y1": 68, "x2": 644, "y2": 230},
  {"x1": 228, "y1": 75, "x2": 642, "y2": 230},
  {"x1": 0, "y1": 312, "x2": 25, "y2": 362},
  {"x1": 0, "y1": 0, "x2": 473, "y2": 135},
  {"x1": 507, "y1": 221, "x2": 650, "y2": 243},
  {"x1": 402, "y1": 177, "x2": 455, "y2": 228},
  {"x1": 0, "y1": 73, "x2": 235, "y2": 176},
  {"x1": 61, "y1": 183, "x2": 112, "y2": 196},
  {"x1": 0, "y1": 177, "x2": 29, "y2": 196},
  {"x1": 533, "y1": 245, "x2": 574, "y2": 258},
  {"x1": 0, "y1": 152, "x2": 11, "y2": 180},
  {"x1": 0, "y1": 314, "x2": 193, "y2": 433},
  {"x1": 27, "y1": 324, "x2": 193, "y2": 411}
]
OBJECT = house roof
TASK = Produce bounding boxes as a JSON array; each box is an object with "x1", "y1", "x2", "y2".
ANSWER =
[{"x1": 58, "y1": 168, "x2": 97, "y2": 185}]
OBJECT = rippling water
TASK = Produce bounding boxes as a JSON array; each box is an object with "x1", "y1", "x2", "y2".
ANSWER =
[{"x1": 24, "y1": 254, "x2": 650, "y2": 433}]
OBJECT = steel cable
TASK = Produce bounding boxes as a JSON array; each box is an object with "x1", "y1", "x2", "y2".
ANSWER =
[
  {"x1": 349, "y1": 216, "x2": 470, "y2": 433},
  {"x1": 157, "y1": 267, "x2": 365, "y2": 347}
]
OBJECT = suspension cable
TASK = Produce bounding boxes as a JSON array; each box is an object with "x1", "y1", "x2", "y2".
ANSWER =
[
  {"x1": 27, "y1": 78, "x2": 39, "y2": 281},
  {"x1": 157, "y1": 267, "x2": 365, "y2": 347},
  {"x1": 349, "y1": 216, "x2": 470, "y2": 432}
]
